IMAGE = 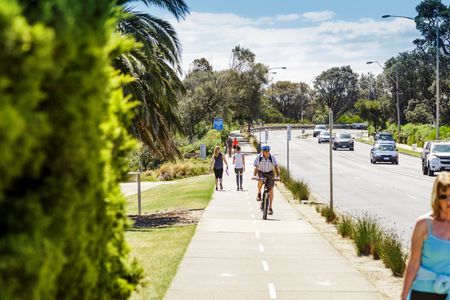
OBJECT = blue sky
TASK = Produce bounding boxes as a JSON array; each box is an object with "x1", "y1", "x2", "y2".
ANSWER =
[{"x1": 129, "y1": 1, "x2": 445, "y2": 83}]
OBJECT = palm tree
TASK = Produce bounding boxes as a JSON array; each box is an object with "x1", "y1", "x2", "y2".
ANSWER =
[{"x1": 115, "y1": 0, "x2": 189, "y2": 158}]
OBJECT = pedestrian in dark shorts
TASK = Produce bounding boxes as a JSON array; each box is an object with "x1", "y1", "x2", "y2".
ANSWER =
[
  {"x1": 209, "y1": 145, "x2": 229, "y2": 191},
  {"x1": 233, "y1": 145, "x2": 245, "y2": 190}
]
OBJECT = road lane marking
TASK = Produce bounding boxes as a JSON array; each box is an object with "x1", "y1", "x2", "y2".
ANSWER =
[
  {"x1": 247, "y1": 201, "x2": 250, "y2": 205},
  {"x1": 262, "y1": 260, "x2": 269, "y2": 271},
  {"x1": 375, "y1": 184, "x2": 382, "y2": 188},
  {"x1": 255, "y1": 231, "x2": 260, "y2": 238},
  {"x1": 253, "y1": 220, "x2": 256, "y2": 224},
  {"x1": 268, "y1": 283, "x2": 277, "y2": 299},
  {"x1": 259, "y1": 244, "x2": 264, "y2": 252},
  {"x1": 250, "y1": 207, "x2": 253, "y2": 211},
  {"x1": 408, "y1": 194, "x2": 418, "y2": 200},
  {"x1": 251, "y1": 214, "x2": 255, "y2": 219}
]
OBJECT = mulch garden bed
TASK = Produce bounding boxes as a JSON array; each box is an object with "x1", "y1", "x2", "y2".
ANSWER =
[{"x1": 128, "y1": 209, "x2": 204, "y2": 228}]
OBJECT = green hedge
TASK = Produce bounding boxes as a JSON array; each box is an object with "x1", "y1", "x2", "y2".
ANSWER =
[
  {"x1": 387, "y1": 123, "x2": 450, "y2": 146},
  {"x1": 0, "y1": 1, "x2": 141, "y2": 299}
]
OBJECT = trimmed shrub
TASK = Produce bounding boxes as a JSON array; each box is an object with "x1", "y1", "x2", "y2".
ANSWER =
[
  {"x1": 319, "y1": 205, "x2": 338, "y2": 223},
  {"x1": 0, "y1": 1, "x2": 142, "y2": 299}
]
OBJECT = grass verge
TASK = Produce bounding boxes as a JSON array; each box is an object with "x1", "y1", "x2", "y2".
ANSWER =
[
  {"x1": 126, "y1": 174, "x2": 215, "y2": 299},
  {"x1": 126, "y1": 175, "x2": 214, "y2": 215},
  {"x1": 126, "y1": 226, "x2": 196, "y2": 300}
]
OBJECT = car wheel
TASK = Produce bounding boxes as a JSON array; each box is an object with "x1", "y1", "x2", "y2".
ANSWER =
[
  {"x1": 427, "y1": 164, "x2": 434, "y2": 176},
  {"x1": 350, "y1": 148, "x2": 354, "y2": 151},
  {"x1": 332, "y1": 147, "x2": 336, "y2": 150},
  {"x1": 318, "y1": 140, "x2": 321, "y2": 144},
  {"x1": 394, "y1": 160, "x2": 398, "y2": 165}
]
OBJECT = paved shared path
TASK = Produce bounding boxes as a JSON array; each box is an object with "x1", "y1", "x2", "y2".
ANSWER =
[{"x1": 165, "y1": 134, "x2": 384, "y2": 300}]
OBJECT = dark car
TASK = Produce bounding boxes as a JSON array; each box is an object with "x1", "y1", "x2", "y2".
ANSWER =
[
  {"x1": 370, "y1": 143, "x2": 398, "y2": 164},
  {"x1": 332, "y1": 133, "x2": 354, "y2": 151}
]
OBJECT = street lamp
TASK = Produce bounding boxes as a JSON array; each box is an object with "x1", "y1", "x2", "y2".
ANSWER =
[
  {"x1": 366, "y1": 61, "x2": 401, "y2": 140},
  {"x1": 382, "y1": 14, "x2": 440, "y2": 139}
]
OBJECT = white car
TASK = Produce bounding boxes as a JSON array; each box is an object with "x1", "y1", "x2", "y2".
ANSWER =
[
  {"x1": 318, "y1": 131, "x2": 331, "y2": 143},
  {"x1": 422, "y1": 141, "x2": 450, "y2": 176},
  {"x1": 313, "y1": 125, "x2": 327, "y2": 137}
]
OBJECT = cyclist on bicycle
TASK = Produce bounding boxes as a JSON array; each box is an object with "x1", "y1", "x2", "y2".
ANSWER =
[{"x1": 253, "y1": 145, "x2": 280, "y2": 215}]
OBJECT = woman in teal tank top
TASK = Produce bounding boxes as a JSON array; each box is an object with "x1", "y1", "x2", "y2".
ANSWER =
[{"x1": 402, "y1": 172, "x2": 450, "y2": 300}]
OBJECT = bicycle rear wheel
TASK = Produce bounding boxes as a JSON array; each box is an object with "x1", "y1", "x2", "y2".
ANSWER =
[{"x1": 262, "y1": 191, "x2": 269, "y2": 220}]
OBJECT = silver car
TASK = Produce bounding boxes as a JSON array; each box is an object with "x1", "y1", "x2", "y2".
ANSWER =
[
  {"x1": 318, "y1": 131, "x2": 331, "y2": 143},
  {"x1": 370, "y1": 143, "x2": 398, "y2": 164},
  {"x1": 313, "y1": 125, "x2": 327, "y2": 137}
]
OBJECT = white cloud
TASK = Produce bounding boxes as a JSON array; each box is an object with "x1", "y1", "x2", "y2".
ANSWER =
[
  {"x1": 171, "y1": 12, "x2": 419, "y2": 83},
  {"x1": 302, "y1": 10, "x2": 336, "y2": 22},
  {"x1": 276, "y1": 14, "x2": 301, "y2": 22}
]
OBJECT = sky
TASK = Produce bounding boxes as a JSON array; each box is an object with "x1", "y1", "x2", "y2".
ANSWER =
[{"x1": 129, "y1": 0, "x2": 445, "y2": 84}]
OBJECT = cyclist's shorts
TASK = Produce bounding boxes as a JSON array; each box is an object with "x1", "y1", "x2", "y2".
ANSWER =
[{"x1": 258, "y1": 171, "x2": 274, "y2": 189}]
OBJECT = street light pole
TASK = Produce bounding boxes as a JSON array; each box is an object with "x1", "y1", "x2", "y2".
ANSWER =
[
  {"x1": 436, "y1": 18, "x2": 440, "y2": 139},
  {"x1": 382, "y1": 14, "x2": 440, "y2": 139},
  {"x1": 366, "y1": 60, "x2": 401, "y2": 139}
]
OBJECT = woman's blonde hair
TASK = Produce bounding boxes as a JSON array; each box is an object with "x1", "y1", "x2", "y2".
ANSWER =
[
  {"x1": 213, "y1": 145, "x2": 221, "y2": 157},
  {"x1": 431, "y1": 172, "x2": 450, "y2": 219}
]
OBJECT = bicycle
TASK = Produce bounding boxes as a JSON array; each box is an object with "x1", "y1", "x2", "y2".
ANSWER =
[{"x1": 252, "y1": 176, "x2": 280, "y2": 220}]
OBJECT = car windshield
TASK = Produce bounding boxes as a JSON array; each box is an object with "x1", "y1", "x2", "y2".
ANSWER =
[
  {"x1": 337, "y1": 133, "x2": 351, "y2": 139},
  {"x1": 376, "y1": 144, "x2": 395, "y2": 151},
  {"x1": 432, "y1": 144, "x2": 450, "y2": 152},
  {"x1": 378, "y1": 135, "x2": 394, "y2": 141},
  {"x1": 316, "y1": 125, "x2": 326, "y2": 130},
  {"x1": 321, "y1": 132, "x2": 330, "y2": 137}
]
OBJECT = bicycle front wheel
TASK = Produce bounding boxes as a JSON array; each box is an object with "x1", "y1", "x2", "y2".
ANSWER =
[{"x1": 262, "y1": 191, "x2": 269, "y2": 220}]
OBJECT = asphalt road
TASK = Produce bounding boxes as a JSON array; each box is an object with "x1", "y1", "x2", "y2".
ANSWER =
[{"x1": 257, "y1": 129, "x2": 435, "y2": 245}]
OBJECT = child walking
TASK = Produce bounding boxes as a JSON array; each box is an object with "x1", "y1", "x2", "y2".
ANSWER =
[{"x1": 233, "y1": 145, "x2": 245, "y2": 191}]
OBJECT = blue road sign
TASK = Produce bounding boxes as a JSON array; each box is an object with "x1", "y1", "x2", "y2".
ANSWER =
[{"x1": 213, "y1": 118, "x2": 223, "y2": 130}]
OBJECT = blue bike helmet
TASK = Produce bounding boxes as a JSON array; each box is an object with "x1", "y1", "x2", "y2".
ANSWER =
[{"x1": 261, "y1": 145, "x2": 271, "y2": 151}]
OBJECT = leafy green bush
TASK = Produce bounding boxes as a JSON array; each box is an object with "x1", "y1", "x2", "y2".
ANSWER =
[
  {"x1": 387, "y1": 123, "x2": 450, "y2": 146},
  {"x1": 141, "y1": 159, "x2": 210, "y2": 181},
  {"x1": 180, "y1": 129, "x2": 223, "y2": 156},
  {"x1": 0, "y1": 1, "x2": 142, "y2": 299}
]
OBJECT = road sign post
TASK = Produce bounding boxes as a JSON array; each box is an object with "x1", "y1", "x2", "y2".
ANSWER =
[
  {"x1": 265, "y1": 130, "x2": 268, "y2": 144},
  {"x1": 213, "y1": 118, "x2": 223, "y2": 130}
]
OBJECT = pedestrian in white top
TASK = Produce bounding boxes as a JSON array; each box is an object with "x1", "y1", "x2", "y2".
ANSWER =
[{"x1": 233, "y1": 145, "x2": 245, "y2": 191}]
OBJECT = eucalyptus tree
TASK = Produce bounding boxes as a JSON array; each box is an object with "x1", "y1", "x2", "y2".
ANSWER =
[
  {"x1": 313, "y1": 66, "x2": 359, "y2": 120},
  {"x1": 115, "y1": 0, "x2": 189, "y2": 158},
  {"x1": 266, "y1": 81, "x2": 311, "y2": 121}
]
